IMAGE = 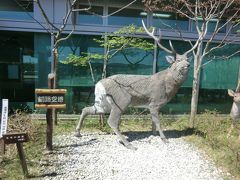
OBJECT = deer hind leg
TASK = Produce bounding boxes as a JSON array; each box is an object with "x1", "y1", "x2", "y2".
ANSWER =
[
  {"x1": 107, "y1": 107, "x2": 137, "y2": 150},
  {"x1": 149, "y1": 107, "x2": 168, "y2": 143},
  {"x1": 106, "y1": 94, "x2": 136, "y2": 150},
  {"x1": 75, "y1": 106, "x2": 97, "y2": 137}
]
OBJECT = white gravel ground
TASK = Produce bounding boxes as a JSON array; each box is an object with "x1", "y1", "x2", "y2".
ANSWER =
[{"x1": 40, "y1": 132, "x2": 229, "y2": 180}]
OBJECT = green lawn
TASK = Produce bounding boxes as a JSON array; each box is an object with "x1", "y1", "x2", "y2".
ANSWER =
[{"x1": 0, "y1": 111, "x2": 239, "y2": 179}]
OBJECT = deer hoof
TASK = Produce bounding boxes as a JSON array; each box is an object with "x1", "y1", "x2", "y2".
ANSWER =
[
  {"x1": 74, "y1": 132, "x2": 82, "y2": 137},
  {"x1": 161, "y1": 138, "x2": 169, "y2": 143},
  {"x1": 119, "y1": 141, "x2": 137, "y2": 150},
  {"x1": 126, "y1": 144, "x2": 137, "y2": 151}
]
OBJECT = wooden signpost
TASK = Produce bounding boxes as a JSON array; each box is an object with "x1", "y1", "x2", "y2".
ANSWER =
[
  {"x1": 3, "y1": 133, "x2": 30, "y2": 177},
  {"x1": 35, "y1": 89, "x2": 66, "y2": 150},
  {"x1": 0, "y1": 99, "x2": 29, "y2": 177}
]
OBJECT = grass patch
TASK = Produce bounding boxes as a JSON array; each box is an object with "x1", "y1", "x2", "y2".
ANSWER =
[
  {"x1": 194, "y1": 116, "x2": 240, "y2": 179},
  {"x1": 0, "y1": 111, "x2": 239, "y2": 179},
  {"x1": 0, "y1": 120, "x2": 46, "y2": 179},
  {"x1": 165, "y1": 111, "x2": 240, "y2": 180}
]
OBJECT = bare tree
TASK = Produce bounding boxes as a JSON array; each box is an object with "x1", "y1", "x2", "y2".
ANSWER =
[
  {"x1": 34, "y1": 0, "x2": 92, "y2": 88},
  {"x1": 174, "y1": 0, "x2": 240, "y2": 127},
  {"x1": 35, "y1": 0, "x2": 140, "y2": 88},
  {"x1": 143, "y1": 0, "x2": 240, "y2": 127},
  {"x1": 34, "y1": 0, "x2": 92, "y2": 126}
]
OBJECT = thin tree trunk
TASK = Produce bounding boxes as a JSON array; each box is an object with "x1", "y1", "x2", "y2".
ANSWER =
[
  {"x1": 99, "y1": 60, "x2": 107, "y2": 127},
  {"x1": 100, "y1": 40, "x2": 109, "y2": 126},
  {"x1": 102, "y1": 58, "x2": 107, "y2": 79},
  {"x1": 189, "y1": 42, "x2": 203, "y2": 128},
  {"x1": 53, "y1": 47, "x2": 58, "y2": 89},
  {"x1": 190, "y1": 67, "x2": 201, "y2": 127},
  {"x1": 53, "y1": 47, "x2": 58, "y2": 125},
  {"x1": 99, "y1": 61, "x2": 107, "y2": 127}
]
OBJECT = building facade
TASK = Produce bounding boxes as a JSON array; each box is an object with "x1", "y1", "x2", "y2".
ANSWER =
[{"x1": 0, "y1": 0, "x2": 240, "y2": 114}]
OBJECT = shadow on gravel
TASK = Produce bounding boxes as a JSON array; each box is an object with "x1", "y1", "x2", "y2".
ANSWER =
[
  {"x1": 123, "y1": 128, "x2": 195, "y2": 142},
  {"x1": 57, "y1": 138, "x2": 98, "y2": 149},
  {"x1": 164, "y1": 128, "x2": 195, "y2": 138},
  {"x1": 28, "y1": 172, "x2": 59, "y2": 179}
]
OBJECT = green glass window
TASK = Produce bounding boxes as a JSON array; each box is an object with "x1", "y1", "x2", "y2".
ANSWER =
[
  {"x1": 108, "y1": 7, "x2": 147, "y2": 26},
  {"x1": 192, "y1": 20, "x2": 226, "y2": 33},
  {"x1": 78, "y1": 5, "x2": 103, "y2": 25},
  {"x1": 0, "y1": 31, "x2": 35, "y2": 106},
  {"x1": 108, "y1": 47, "x2": 153, "y2": 76},
  {"x1": 34, "y1": 33, "x2": 51, "y2": 88},
  {"x1": 152, "y1": 12, "x2": 189, "y2": 31},
  {"x1": 58, "y1": 35, "x2": 103, "y2": 88},
  {"x1": 0, "y1": 0, "x2": 33, "y2": 21},
  {"x1": 231, "y1": 23, "x2": 240, "y2": 34}
]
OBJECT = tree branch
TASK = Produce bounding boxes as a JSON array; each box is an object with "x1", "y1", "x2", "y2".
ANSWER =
[{"x1": 34, "y1": 0, "x2": 60, "y2": 31}]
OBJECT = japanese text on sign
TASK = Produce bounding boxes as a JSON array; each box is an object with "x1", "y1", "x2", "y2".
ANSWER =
[
  {"x1": 37, "y1": 95, "x2": 64, "y2": 104},
  {"x1": 0, "y1": 99, "x2": 9, "y2": 138}
]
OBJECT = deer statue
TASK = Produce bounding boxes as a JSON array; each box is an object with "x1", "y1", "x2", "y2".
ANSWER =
[
  {"x1": 75, "y1": 21, "x2": 199, "y2": 150},
  {"x1": 228, "y1": 85, "x2": 240, "y2": 142}
]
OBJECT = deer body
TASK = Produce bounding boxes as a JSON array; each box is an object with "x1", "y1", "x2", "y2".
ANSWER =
[
  {"x1": 75, "y1": 54, "x2": 190, "y2": 149},
  {"x1": 75, "y1": 20, "x2": 199, "y2": 149},
  {"x1": 228, "y1": 89, "x2": 240, "y2": 142},
  {"x1": 230, "y1": 102, "x2": 240, "y2": 119},
  {"x1": 99, "y1": 57, "x2": 189, "y2": 109}
]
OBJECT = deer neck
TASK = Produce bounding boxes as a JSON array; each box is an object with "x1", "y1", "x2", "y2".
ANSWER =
[
  {"x1": 230, "y1": 102, "x2": 240, "y2": 119},
  {"x1": 167, "y1": 68, "x2": 188, "y2": 85}
]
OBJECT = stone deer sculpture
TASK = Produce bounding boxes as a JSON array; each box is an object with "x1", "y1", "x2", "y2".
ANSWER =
[
  {"x1": 75, "y1": 21, "x2": 199, "y2": 150},
  {"x1": 228, "y1": 88, "x2": 240, "y2": 142}
]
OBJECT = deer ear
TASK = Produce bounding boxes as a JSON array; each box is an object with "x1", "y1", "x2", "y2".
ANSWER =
[
  {"x1": 166, "y1": 56, "x2": 175, "y2": 64},
  {"x1": 228, "y1": 89, "x2": 235, "y2": 97}
]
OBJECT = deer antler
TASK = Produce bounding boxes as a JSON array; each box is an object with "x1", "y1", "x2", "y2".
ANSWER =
[
  {"x1": 169, "y1": 40, "x2": 176, "y2": 55},
  {"x1": 235, "y1": 80, "x2": 240, "y2": 92},
  {"x1": 184, "y1": 39, "x2": 200, "y2": 55},
  {"x1": 142, "y1": 20, "x2": 175, "y2": 55}
]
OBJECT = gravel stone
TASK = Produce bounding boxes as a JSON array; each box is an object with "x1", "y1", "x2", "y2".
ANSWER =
[{"x1": 41, "y1": 132, "x2": 228, "y2": 180}]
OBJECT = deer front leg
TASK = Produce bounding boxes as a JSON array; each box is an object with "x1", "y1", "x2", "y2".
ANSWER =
[
  {"x1": 75, "y1": 106, "x2": 96, "y2": 137},
  {"x1": 234, "y1": 120, "x2": 240, "y2": 142},
  {"x1": 107, "y1": 107, "x2": 137, "y2": 150},
  {"x1": 227, "y1": 119, "x2": 240, "y2": 142},
  {"x1": 149, "y1": 107, "x2": 169, "y2": 143},
  {"x1": 227, "y1": 123, "x2": 234, "y2": 139}
]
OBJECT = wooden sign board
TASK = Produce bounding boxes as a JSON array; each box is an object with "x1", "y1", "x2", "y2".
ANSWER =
[
  {"x1": 3, "y1": 132, "x2": 30, "y2": 177},
  {"x1": 3, "y1": 132, "x2": 29, "y2": 144},
  {"x1": 35, "y1": 89, "x2": 67, "y2": 109}
]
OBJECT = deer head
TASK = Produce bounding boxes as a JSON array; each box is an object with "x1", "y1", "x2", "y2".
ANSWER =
[
  {"x1": 142, "y1": 20, "x2": 198, "y2": 64},
  {"x1": 228, "y1": 89, "x2": 240, "y2": 103},
  {"x1": 142, "y1": 20, "x2": 199, "y2": 83},
  {"x1": 166, "y1": 54, "x2": 191, "y2": 83}
]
